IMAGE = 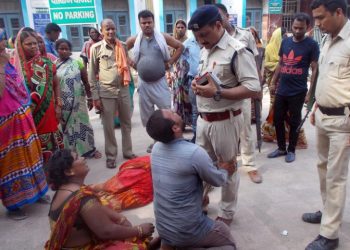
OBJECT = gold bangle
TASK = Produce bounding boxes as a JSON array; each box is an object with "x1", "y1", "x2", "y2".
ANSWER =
[{"x1": 56, "y1": 97, "x2": 63, "y2": 107}]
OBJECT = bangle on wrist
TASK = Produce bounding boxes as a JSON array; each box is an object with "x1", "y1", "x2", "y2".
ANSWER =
[
  {"x1": 56, "y1": 97, "x2": 63, "y2": 107},
  {"x1": 119, "y1": 217, "x2": 126, "y2": 224},
  {"x1": 137, "y1": 225, "x2": 143, "y2": 238}
]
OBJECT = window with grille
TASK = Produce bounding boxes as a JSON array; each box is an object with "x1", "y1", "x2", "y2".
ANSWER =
[{"x1": 282, "y1": 0, "x2": 298, "y2": 33}]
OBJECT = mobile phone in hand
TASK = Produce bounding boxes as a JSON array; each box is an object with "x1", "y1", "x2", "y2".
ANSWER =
[
  {"x1": 196, "y1": 72, "x2": 222, "y2": 88},
  {"x1": 196, "y1": 73, "x2": 210, "y2": 86}
]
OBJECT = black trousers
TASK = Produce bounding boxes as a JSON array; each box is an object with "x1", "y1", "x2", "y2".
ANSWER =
[{"x1": 273, "y1": 92, "x2": 306, "y2": 153}]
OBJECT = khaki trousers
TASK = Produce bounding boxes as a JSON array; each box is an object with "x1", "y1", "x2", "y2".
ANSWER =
[
  {"x1": 239, "y1": 98, "x2": 257, "y2": 172},
  {"x1": 315, "y1": 109, "x2": 350, "y2": 239},
  {"x1": 196, "y1": 112, "x2": 243, "y2": 219},
  {"x1": 100, "y1": 89, "x2": 133, "y2": 161}
]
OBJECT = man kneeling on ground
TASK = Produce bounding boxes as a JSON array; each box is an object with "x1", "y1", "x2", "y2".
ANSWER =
[{"x1": 146, "y1": 109, "x2": 236, "y2": 249}]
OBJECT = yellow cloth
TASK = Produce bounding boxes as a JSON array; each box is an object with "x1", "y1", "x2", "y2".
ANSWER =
[{"x1": 264, "y1": 28, "x2": 282, "y2": 72}]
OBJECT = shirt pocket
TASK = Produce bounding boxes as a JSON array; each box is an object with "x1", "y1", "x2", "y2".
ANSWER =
[
  {"x1": 213, "y1": 63, "x2": 226, "y2": 78},
  {"x1": 328, "y1": 56, "x2": 350, "y2": 79},
  {"x1": 214, "y1": 63, "x2": 236, "y2": 88},
  {"x1": 100, "y1": 50, "x2": 114, "y2": 70}
]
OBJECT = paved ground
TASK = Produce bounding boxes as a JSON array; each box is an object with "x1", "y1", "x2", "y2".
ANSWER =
[{"x1": 1, "y1": 87, "x2": 350, "y2": 250}]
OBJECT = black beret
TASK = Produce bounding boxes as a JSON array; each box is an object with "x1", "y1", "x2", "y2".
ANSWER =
[{"x1": 188, "y1": 5, "x2": 222, "y2": 31}]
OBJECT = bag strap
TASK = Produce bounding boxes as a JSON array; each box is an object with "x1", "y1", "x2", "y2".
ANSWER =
[{"x1": 230, "y1": 47, "x2": 254, "y2": 77}]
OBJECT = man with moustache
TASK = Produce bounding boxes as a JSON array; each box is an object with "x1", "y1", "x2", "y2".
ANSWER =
[
  {"x1": 303, "y1": 0, "x2": 350, "y2": 249},
  {"x1": 126, "y1": 10, "x2": 184, "y2": 153},
  {"x1": 88, "y1": 19, "x2": 136, "y2": 169},
  {"x1": 44, "y1": 22, "x2": 61, "y2": 57},
  {"x1": 146, "y1": 109, "x2": 236, "y2": 249},
  {"x1": 267, "y1": 13, "x2": 319, "y2": 163},
  {"x1": 190, "y1": 5, "x2": 261, "y2": 225},
  {"x1": 215, "y1": 3, "x2": 263, "y2": 184}
]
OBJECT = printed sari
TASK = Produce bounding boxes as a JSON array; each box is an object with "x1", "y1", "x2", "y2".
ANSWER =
[
  {"x1": 0, "y1": 62, "x2": 48, "y2": 211},
  {"x1": 171, "y1": 48, "x2": 192, "y2": 127},
  {"x1": 45, "y1": 186, "x2": 148, "y2": 250},
  {"x1": 46, "y1": 156, "x2": 153, "y2": 250},
  {"x1": 56, "y1": 58, "x2": 97, "y2": 157},
  {"x1": 14, "y1": 29, "x2": 63, "y2": 162}
]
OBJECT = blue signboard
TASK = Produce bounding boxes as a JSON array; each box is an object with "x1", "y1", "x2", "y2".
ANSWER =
[
  {"x1": 33, "y1": 13, "x2": 51, "y2": 36},
  {"x1": 229, "y1": 14, "x2": 238, "y2": 27}
]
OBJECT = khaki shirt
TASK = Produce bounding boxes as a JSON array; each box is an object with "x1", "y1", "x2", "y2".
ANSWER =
[
  {"x1": 315, "y1": 20, "x2": 350, "y2": 108},
  {"x1": 197, "y1": 31, "x2": 261, "y2": 113},
  {"x1": 88, "y1": 39, "x2": 122, "y2": 100},
  {"x1": 232, "y1": 27, "x2": 259, "y2": 57}
]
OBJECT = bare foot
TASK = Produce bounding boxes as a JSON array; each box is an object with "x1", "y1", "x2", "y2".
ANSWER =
[{"x1": 93, "y1": 150, "x2": 102, "y2": 159}]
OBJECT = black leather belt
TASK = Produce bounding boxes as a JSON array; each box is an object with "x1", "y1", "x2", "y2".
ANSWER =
[{"x1": 318, "y1": 105, "x2": 348, "y2": 116}]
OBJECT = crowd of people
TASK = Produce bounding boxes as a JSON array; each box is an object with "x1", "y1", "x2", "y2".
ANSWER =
[{"x1": 0, "y1": 0, "x2": 349, "y2": 249}]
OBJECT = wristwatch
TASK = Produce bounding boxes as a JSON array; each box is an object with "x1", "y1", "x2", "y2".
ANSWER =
[{"x1": 213, "y1": 90, "x2": 221, "y2": 101}]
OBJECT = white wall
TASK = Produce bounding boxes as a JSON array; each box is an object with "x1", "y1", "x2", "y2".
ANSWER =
[
  {"x1": 221, "y1": 0, "x2": 244, "y2": 27},
  {"x1": 152, "y1": 0, "x2": 161, "y2": 31},
  {"x1": 133, "y1": 0, "x2": 147, "y2": 33}
]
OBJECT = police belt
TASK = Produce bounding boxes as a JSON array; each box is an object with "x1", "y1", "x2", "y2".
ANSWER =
[
  {"x1": 318, "y1": 105, "x2": 349, "y2": 116},
  {"x1": 199, "y1": 109, "x2": 241, "y2": 122}
]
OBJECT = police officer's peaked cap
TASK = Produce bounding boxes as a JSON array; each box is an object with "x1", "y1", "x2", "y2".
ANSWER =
[{"x1": 188, "y1": 5, "x2": 222, "y2": 31}]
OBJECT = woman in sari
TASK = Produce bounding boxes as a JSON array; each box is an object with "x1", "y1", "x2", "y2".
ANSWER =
[
  {"x1": 0, "y1": 29, "x2": 48, "y2": 220},
  {"x1": 80, "y1": 27, "x2": 102, "y2": 68},
  {"x1": 169, "y1": 20, "x2": 192, "y2": 127},
  {"x1": 55, "y1": 39, "x2": 101, "y2": 158},
  {"x1": 45, "y1": 149, "x2": 157, "y2": 250},
  {"x1": 37, "y1": 34, "x2": 57, "y2": 62},
  {"x1": 14, "y1": 28, "x2": 64, "y2": 163},
  {"x1": 261, "y1": 28, "x2": 308, "y2": 148}
]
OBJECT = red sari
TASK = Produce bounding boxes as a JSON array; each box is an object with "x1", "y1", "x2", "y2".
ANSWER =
[{"x1": 14, "y1": 29, "x2": 64, "y2": 162}]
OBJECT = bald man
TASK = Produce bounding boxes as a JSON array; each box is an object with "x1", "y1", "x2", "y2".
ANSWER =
[{"x1": 88, "y1": 19, "x2": 136, "y2": 169}]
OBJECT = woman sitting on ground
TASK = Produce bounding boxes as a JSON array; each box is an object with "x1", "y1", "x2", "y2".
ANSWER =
[{"x1": 45, "y1": 149, "x2": 156, "y2": 250}]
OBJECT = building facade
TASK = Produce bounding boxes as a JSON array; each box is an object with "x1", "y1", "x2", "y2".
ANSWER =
[{"x1": 1, "y1": 0, "x2": 349, "y2": 51}]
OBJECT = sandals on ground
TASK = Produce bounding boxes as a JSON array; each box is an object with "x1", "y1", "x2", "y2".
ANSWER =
[{"x1": 84, "y1": 149, "x2": 102, "y2": 159}]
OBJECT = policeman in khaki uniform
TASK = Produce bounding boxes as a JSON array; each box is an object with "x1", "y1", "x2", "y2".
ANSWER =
[
  {"x1": 88, "y1": 19, "x2": 135, "y2": 169},
  {"x1": 189, "y1": 5, "x2": 261, "y2": 225},
  {"x1": 215, "y1": 3, "x2": 263, "y2": 184},
  {"x1": 303, "y1": 1, "x2": 350, "y2": 249}
]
